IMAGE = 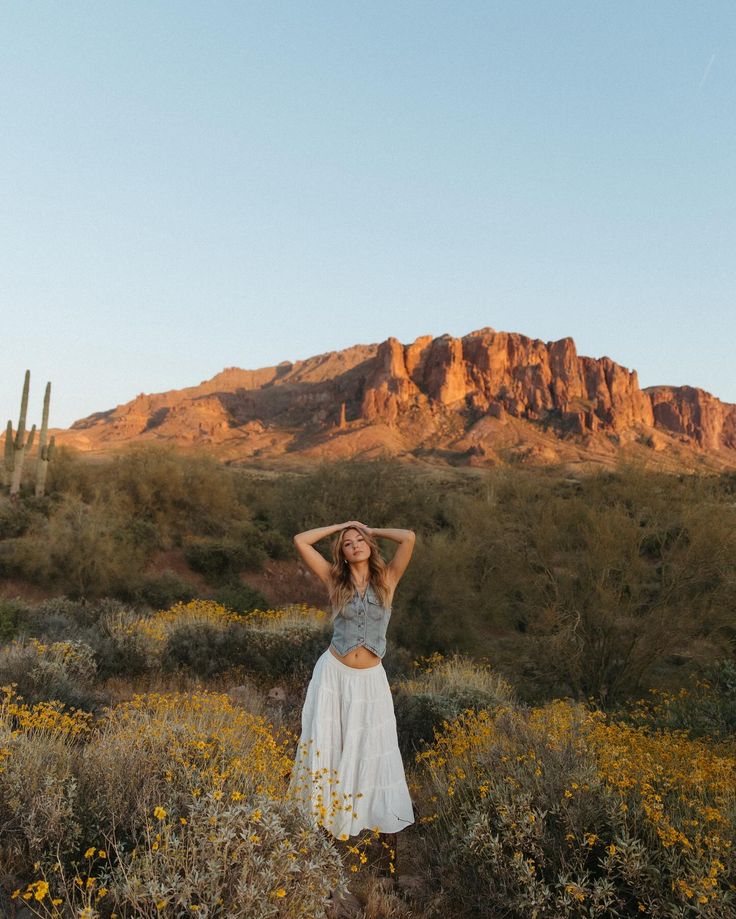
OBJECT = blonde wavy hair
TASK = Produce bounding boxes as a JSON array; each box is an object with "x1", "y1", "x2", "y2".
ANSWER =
[{"x1": 328, "y1": 525, "x2": 390, "y2": 618}]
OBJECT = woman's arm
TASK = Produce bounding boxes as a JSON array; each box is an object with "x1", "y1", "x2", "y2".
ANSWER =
[
  {"x1": 371, "y1": 528, "x2": 416, "y2": 588},
  {"x1": 293, "y1": 522, "x2": 355, "y2": 584},
  {"x1": 369, "y1": 527, "x2": 414, "y2": 544}
]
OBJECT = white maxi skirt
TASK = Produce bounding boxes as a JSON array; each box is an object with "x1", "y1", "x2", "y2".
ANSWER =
[{"x1": 287, "y1": 648, "x2": 415, "y2": 839}]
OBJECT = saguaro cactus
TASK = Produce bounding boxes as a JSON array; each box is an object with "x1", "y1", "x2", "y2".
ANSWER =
[
  {"x1": 35, "y1": 435, "x2": 55, "y2": 498},
  {"x1": 9, "y1": 369, "x2": 37, "y2": 497},
  {"x1": 3, "y1": 420, "x2": 12, "y2": 489},
  {"x1": 34, "y1": 381, "x2": 53, "y2": 497}
]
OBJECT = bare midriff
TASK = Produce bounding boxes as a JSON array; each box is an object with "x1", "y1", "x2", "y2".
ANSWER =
[{"x1": 329, "y1": 644, "x2": 382, "y2": 669}]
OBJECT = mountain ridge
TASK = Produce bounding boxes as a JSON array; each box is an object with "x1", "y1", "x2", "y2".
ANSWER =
[{"x1": 53, "y1": 327, "x2": 736, "y2": 473}]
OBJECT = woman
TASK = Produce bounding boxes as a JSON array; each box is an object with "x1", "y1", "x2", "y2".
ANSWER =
[{"x1": 287, "y1": 520, "x2": 416, "y2": 865}]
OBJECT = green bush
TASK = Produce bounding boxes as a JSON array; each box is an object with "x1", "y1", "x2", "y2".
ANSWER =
[
  {"x1": 0, "y1": 637, "x2": 99, "y2": 710},
  {"x1": 400, "y1": 463, "x2": 736, "y2": 705},
  {"x1": 616, "y1": 660, "x2": 736, "y2": 741},
  {"x1": 108, "y1": 444, "x2": 246, "y2": 547},
  {"x1": 257, "y1": 526, "x2": 292, "y2": 560},
  {"x1": 240, "y1": 624, "x2": 329, "y2": 682},
  {"x1": 8, "y1": 493, "x2": 147, "y2": 599},
  {"x1": 125, "y1": 570, "x2": 197, "y2": 609},
  {"x1": 184, "y1": 537, "x2": 266, "y2": 582},
  {"x1": 390, "y1": 529, "x2": 480, "y2": 657},
  {"x1": 0, "y1": 598, "x2": 28, "y2": 642},
  {"x1": 212, "y1": 582, "x2": 269, "y2": 615},
  {"x1": 393, "y1": 653, "x2": 516, "y2": 760},
  {"x1": 0, "y1": 497, "x2": 33, "y2": 538},
  {"x1": 161, "y1": 620, "x2": 247, "y2": 677},
  {"x1": 162, "y1": 616, "x2": 328, "y2": 683},
  {"x1": 414, "y1": 698, "x2": 736, "y2": 918},
  {"x1": 1, "y1": 688, "x2": 343, "y2": 917},
  {"x1": 259, "y1": 456, "x2": 447, "y2": 539},
  {"x1": 44, "y1": 444, "x2": 97, "y2": 498},
  {"x1": 90, "y1": 606, "x2": 151, "y2": 679}
]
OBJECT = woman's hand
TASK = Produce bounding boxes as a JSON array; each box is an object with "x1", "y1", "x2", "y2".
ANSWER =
[{"x1": 341, "y1": 520, "x2": 372, "y2": 535}]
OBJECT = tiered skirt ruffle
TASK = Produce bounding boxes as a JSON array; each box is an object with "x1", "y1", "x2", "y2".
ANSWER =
[{"x1": 287, "y1": 648, "x2": 415, "y2": 839}]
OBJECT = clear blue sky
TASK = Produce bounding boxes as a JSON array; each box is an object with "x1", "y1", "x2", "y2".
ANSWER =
[{"x1": 1, "y1": 2, "x2": 733, "y2": 429}]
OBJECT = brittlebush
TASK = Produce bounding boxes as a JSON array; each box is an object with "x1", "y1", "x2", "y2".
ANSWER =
[{"x1": 416, "y1": 699, "x2": 736, "y2": 918}]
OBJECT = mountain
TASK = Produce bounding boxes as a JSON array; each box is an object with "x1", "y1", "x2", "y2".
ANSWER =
[{"x1": 56, "y1": 327, "x2": 736, "y2": 472}]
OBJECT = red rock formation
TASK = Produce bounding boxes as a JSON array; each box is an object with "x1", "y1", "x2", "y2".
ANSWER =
[
  {"x1": 646, "y1": 386, "x2": 736, "y2": 451},
  {"x1": 51, "y1": 327, "x2": 736, "y2": 470},
  {"x1": 359, "y1": 328, "x2": 657, "y2": 437},
  {"x1": 360, "y1": 338, "x2": 421, "y2": 424}
]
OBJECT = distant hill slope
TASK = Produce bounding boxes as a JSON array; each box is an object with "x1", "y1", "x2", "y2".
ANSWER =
[{"x1": 53, "y1": 327, "x2": 736, "y2": 472}]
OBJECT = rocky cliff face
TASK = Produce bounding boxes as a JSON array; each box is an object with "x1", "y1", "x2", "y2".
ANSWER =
[
  {"x1": 646, "y1": 385, "x2": 736, "y2": 451},
  {"x1": 57, "y1": 327, "x2": 736, "y2": 470},
  {"x1": 360, "y1": 329, "x2": 659, "y2": 434}
]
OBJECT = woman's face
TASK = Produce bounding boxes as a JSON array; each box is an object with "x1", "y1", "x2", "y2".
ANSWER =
[{"x1": 341, "y1": 528, "x2": 371, "y2": 565}]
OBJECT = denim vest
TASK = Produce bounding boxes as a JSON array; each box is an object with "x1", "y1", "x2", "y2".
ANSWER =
[{"x1": 330, "y1": 583, "x2": 392, "y2": 659}]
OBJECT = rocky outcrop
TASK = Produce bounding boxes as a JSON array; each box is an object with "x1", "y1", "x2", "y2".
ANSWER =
[
  {"x1": 358, "y1": 328, "x2": 657, "y2": 436},
  {"x1": 53, "y1": 327, "x2": 736, "y2": 469},
  {"x1": 646, "y1": 386, "x2": 736, "y2": 451},
  {"x1": 360, "y1": 338, "x2": 421, "y2": 424}
]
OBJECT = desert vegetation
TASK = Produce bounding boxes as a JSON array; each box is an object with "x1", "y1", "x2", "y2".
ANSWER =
[
  {"x1": 0, "y1": 447, "x2": 734, "y2": 916},
  {"x1": 0, "y1": 617, "x2": 733, "y2": 917},
  {"x1": 3, "y1": 445, "x2": 734, "y2": 702}
]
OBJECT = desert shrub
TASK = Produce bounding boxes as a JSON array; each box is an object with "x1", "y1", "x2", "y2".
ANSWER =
[
  {"x1": 0, "y1": 496, "x2": 33, "y2": 538},
  {"x1": 91, "y1": 600, "x2": 241, "y2": 677},
  {"x1": 618, "y1": 661, "x2": 736, "y2": 741},
  {"x1": 240, "y1": 624, "x2": 330, "y2": 683},
  {"x1": 8, "y1": 598, "x2": 131, "y2": 650},
  {"x1": 8, "y1": 493, "x2": 147, "y2": 599},
  {"x1": 107, "y1": 444, "x2": 246, "y2": 547},
  {"x1": 0, "y1": 541, "x2": 15, "y2": 579},
  {"x1": 261, "y1": 457, "x2": 447, "y2": 541},
  {"x1": 155, "y1": 603, "x2": 331, "y2": 683},
  {"x1": 212, "y1": 581, "x2": 269, "y2": 614},
  {"x1": 424, "y1": 464, "x2": 736, "y2": 704},
  {"x1": 0, "y1": 598, "x2": 28, "y2": 642},
  {"x1": 0, "y1": 637, "x2": 99, "y2": 710},
  {"x1": 389, "y1": 529, "x2": 481, "y2": 657},
  {"x1": 72, "y1": 690, "x2": 344, "y2": 917},
  {"x1": 43, "y1": 444, "x2": 98, "y2": 498},
  {"x1": 91, "y1": 605, "x2": 152, "y2": 679},
  {"x1": 121, "y1": 514, "x2": 161, "y2": 554},
  {"x1": 28, "y1": 596, "x2": 96, "y2": 628},
  {"x1": 102, "y1": 793, "x2": 342, "y2": 919},
  {"x1": 30, "y1": 596, "x2": 128, "y2": 630},
  {"x1": 0, "y1": 686, "x2": 91, "y2": 876},
  {"x1": 701, "y1": 659, "x2": 736, "y2": 735},
  {"x1": 162, "y1": 619, "x2": 247, "y2": 676},
  {"x1": 16, "y1": 608, "x2": 81, "y2": 644},
  {"x1": 184, "y1": 536, "x2": 266, "y2": 582},
  {"x1": 237, "y1": 606, "x2": 333, "y2": 681},
  {"x1": 414, "y1": 698, "x2": 736, "y2": 918},
  {"x1": 256, "y1": 525, "x2": 293, "y2": 560},
  {"x1": 392, "y1": 652, "x2": 515, "y2": 760},
  {"x1": 2, "y1": 689, "x2": 346, "y2": 917},
  {"x1": 125, "y1": 569, "x2": 197, "y2": 609},
  {"x1": 92, "y1": 601, "x2": 329, "y2": 684},
  {"x1": 6, "y1": 446, "x2": 270, "y2": 599}
]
